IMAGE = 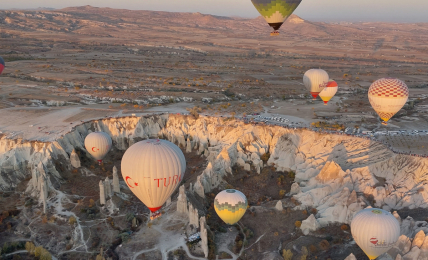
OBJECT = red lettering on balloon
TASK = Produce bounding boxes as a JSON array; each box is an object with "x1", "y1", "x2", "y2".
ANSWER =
[
  {"x1": 164, "y1": 177, "x2": 171, "y2": 187},
  {"x1": 154, "y1": 178, "x2": 161, "y2": 187}
]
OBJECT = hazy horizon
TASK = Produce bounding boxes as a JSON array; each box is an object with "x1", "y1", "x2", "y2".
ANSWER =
[{"x1": 1, "y1": 0, "x2": 428, "y2": 23}]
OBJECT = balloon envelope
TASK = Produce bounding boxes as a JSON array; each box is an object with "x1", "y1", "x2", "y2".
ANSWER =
[
  {"x1": 351, "y1": 208, "x2": 400, "y2": 260},
  {"x1": 214, "y1": 189, "x2": 248, "y2": 225},
  {"x1": 368, "y1": 78, "x2": 408, "y2": 123},
  {"x1": 251, "y1": 0, "x2": 302, "y2": 30},
  {"x1": 0, "y1": 56, "x2": 4, "y2": 75},
  {"x1": 319, "y1": 79, "x2": 338, "y2": 105},
  {"x1": 84, "y1": 132, "x2": 112, "y2": 163},
  {"x1": 303, "y1": 69, "x2": 329, "y2": 100},
  {"x1": 121, "y1": 139, "x2": 186, "y2": 212}
]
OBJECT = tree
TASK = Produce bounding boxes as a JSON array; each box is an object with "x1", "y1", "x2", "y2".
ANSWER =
[
  {"x1": 282, "y1": 249, "x2": 293, "y2": 260},
  {"x1": 25, "y1": 241, "x2": 35, "y2": 255},
  {"x1": 34, "y1": 246, "x2": 43, "y2": 258}
]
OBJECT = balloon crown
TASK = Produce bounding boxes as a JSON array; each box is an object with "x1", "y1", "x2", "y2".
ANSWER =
[{"x1": 371, "y1": 209, "x2": 383, "y2": 214}]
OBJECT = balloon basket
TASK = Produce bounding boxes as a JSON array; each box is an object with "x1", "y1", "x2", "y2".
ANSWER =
[
  {"x1": 381, "y1": 122, "x2": 388, "y2": 126},
  {"x1": 150, "y1": 211, "x2": 162, "y2": 220},
  {"x1": 270, "y1": 31, "x2": 280, "y2": 36}
]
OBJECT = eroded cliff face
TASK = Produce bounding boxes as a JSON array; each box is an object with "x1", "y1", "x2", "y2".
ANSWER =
[{"x1": 1, "y1": 114, "x2": 428, "y2": 227}]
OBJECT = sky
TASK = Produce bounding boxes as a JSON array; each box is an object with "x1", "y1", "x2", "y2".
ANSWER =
[{"x1": 2, "y1": 0, "x2": 428, "y2": 23}]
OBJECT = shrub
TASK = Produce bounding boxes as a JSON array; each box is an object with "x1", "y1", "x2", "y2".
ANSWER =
[
  {"x1": 309, "y1": 245, "x2": 317, "y2": 254},
  {"x1": 288, "y1": 171, "x2": 296, "y2": 179},
  {"x1": 279, "y1": 190, "x2": 286, "y2": 199},
  {"x1": 295, "y1": 221, "x2": 302, "y2": 228},
  {"x1": 25, "y1": 241, "x2": 35, "y2": 254},
  {"x1": 260, "y1": 153, "x2": 270, "y2": 163},
  {"x1": 69, "y1": 216, "x2": 77, "y2": 225},
  {"x1": 319, "y1": 240, "x2": 330, "y2": 251},
  {"x1": 282, "y1": 249, "x2": 293, "y2": 260},
  {"x1": 341, "y1": 224, "x2": 349, "y2": 231},
  {"x1": 310, "y1": 208, "x2": 318, "y2": 214},
  {"x1": 302, "y1": 210, "x2": 308, "y2": 215},
  {"x1": 89, "y1": 199, "x2": 95, "y2": 208}
]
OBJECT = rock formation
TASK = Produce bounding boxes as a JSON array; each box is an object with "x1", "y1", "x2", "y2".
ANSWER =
[
  {"x1": 344, "y1": 253, "x2": 357, "y2": 260},
  {"x1": 99, "y1": 180, "x2": 106, "y2": 205},
  {"x1": 166, "y1": 197, "x2": 171, "y2": 207},
  {"x1": 188, "y1": 203, "x2": 199, "y2": 228},
  {"x1": 112, "y1": 166, "x2": 120, "y2": 194},
  {"x1": 290, "y1": 183, "x2": 301, "y2": 195},
  {"x1": 70, "y1": 149, "x2": 81, "y2": 168},
  {"x1": 177, "y1": 185, "x2": 188, "y2": 214},
  {"x1": 186, "y1": 138, "x2": 192, "y2": 153},
  {"x1": 275, "y1": 200, "x2": 283, "y2": 211},
  {"x1": 300, "y1": 214, "x2": 320, "y2": 235},
  {"x1": 40, "y1": 181, "x2": 47, "y2": 214},
  {"x1": 104, "y1": 177, "x2": 112, "y2": 198},
  {"x1": 200, "y1": 216, "x2": 208, "y2": 258}
]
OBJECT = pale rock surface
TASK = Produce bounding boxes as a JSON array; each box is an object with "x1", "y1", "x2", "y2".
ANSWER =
[
  {"x1": 236, "y1": 157, "x2": 246, "y2": 167},
  {"x1": 166, "y1": 197, "x2": 171, "y2": 207},
  {"x1": 290, "y1": 182, "x2": 301, "y2": 195},
  {"x1": 112, "y1": 167, "x2": 120, "y2": 194},
  {"x1": 344, "y1": 253, "x2": 357, "y2": 260},
  {"x1": 244, "y1": 163, "x2": 251, "y2": 171},
  {"x1": 275, "y1": 200, "x2": 283, "y2": 211},
  {"x1": 394, "y1": 235, "x2": 412, "y2": 256},
  {"x1": 300, "y1": 214, "x2": 320, "y2": 235},
  {"x1": 401, "y1": 217, "x2": 415, "y2": 237},
  {"x1": 393, "y1": 211, "x2": 402, "y2": 225},
  {"x1": 188, "y1": 203, "x2": 199, "y2": 228},
  {"x1": 200, "y1": 216, "x2": 208, "y2": 258},
  {"x1": 99, "y1": 180, "x2": 106, "y2": 205},
  {"x1": 70, "y1": 149, "x2": 81, "y2": 168},
  {"x1": 177, "y1": 185, "x2": 188, "y2": 214},
  {"x1": 412, "y1": 230, "x2": 425, "y2": 248},
  {"x1": 104, "y1": 177, "x2": 112, "y2": 198},
  {"x1": 193, "y1": 176, "x2": 205, "y2": 199},
  {"x1": 396, "y1": 255, "x2": 402, "y2": 260},
  {"x1": 419, "y1": 236, "x2": 428, "y2": 259},
  {"x1": 402, "y1": 246, "x2": 420, "y2": 260},
  {"x1": 186, "y1": 138, "x2": 192, "y2": 153}
]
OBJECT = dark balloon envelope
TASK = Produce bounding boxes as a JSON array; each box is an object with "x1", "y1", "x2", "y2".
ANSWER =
[{"x1": 0, "y1": 56, "x2": 4, "y2": 75}]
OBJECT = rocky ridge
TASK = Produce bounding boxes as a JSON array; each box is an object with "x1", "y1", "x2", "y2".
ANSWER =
[{"x1": 1, "y1": 114, "x2": 428, "y2": 258}]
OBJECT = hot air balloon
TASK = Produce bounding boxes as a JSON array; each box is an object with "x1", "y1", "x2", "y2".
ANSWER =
[
  {"x1": 0, "y1": 56, "x2": 5, "y2": 75},
  {"x1": 84, "y1": 132, "x2": 112, "y2": 165},
  {"x1": 121, "y1": 139, "x2": 186, "y2": 218},
  {"x1": 368, "y1": 78, "x2": 409, "y2": 125},
  {"x1": 303, "y1": 69, "x2": 329, "y2": 100},
  {"x1": 214, "y1": 189, "x2": 248, "y2": 225},
  {"x1": 351, "y1": 208, "x2": 400, "y2": 260},
  {"x1": 251, "y1": 0, "x2": 302, "y2": 36},
  {"x1": 319, "y1": 79, "x2": 338, "y2": 105}
]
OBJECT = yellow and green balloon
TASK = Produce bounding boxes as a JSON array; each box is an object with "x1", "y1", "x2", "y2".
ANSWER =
[
  {"x1": 214, "y1": 189, "x2": 248, "y2": 225},
  {"x1": 251, "y1": 0, "x2": 303, "y2": 31}
]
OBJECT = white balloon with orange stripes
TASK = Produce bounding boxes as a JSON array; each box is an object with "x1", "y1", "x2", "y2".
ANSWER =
[{"x1": 319, "y1": 79, "x2": 338, "y2": 105}]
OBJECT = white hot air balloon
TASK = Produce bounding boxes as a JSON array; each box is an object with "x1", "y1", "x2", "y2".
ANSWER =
[
  {"x1": 303, "y1": 69, "x2": 329, "y2": 100},
  {"x1": 351, "y1": 208, "x2": 400, "y2": 260},
  {"x1": 214, "y1": 189, "x2": 248, "y2": 225},
  {"x1": 368, "y1": 78, "x2": 409, "y2": 125},
  {"x1": 121, "y1": 139, "x2": 186, "y2": 215},
  {"x1": 84, "y1": 132, "x2": 112, "y2": 165},
  {"x1": 319, "y1": 79, "x2": 338, "y2": 105}
]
